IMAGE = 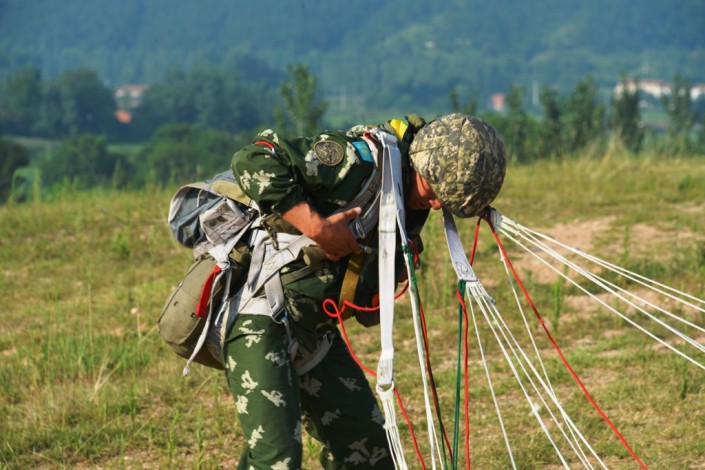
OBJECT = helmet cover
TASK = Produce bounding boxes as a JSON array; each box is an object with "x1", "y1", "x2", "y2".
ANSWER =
[{"x1": 409, "y1": 113, "x2": 506, "y2": 217}]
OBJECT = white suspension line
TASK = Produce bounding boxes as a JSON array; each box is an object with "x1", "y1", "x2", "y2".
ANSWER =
[
  {"x1": 476, "y1": 281, "x2": 607, "y2": 469},
  {"x1": 508, "y1": 219, "x2": 705, "y2": 314},
  {"x1": 505, "y1": 225, "x2": 705, "y2": 362},
  {"x1": 472, "y1": 283, "x2": 606, "y2": 469},
  {"x1": 499, "y1": 254, "x2": 557, "y2": 395},
  {"x1": 466, "y1": 287, "x2": 517, "y2": 469},
  {"x1": 499, "y1": 228, "x2": 705, "y2": 371},
  {"x1": 497, "y1": 255, "x2": 602, "y2": 469},
  {"x1": 512, "y1": 223, "x2": 705, "y2": 339},
  {"x1": 403, "y1": 246, "x2": 444, "y2": 469},
  {"x1": 377, "y1": 386, "x2": 408, "y2": 469},
  {"x1": 508, "y1": 224, "x2": 705, "y2": 358},
  {"x1": 468, "y1": 283, "x2": 571, "y2": 469}
]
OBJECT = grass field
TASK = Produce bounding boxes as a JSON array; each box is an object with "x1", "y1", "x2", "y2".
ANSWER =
[{"x1": 1, "y1": 151, "x2": 704, "y2": 469}]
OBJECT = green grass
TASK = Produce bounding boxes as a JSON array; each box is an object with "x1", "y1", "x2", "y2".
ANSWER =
[{"x1": 1, "y1": 153, "x2": 705, "y2": 468}]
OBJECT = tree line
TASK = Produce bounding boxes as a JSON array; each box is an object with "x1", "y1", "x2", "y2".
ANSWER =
[
  {"x1": 0, "y1": 64, "x2": 278, "y2": 140},
  {"x1": 453, "y1": 74, "x2": 705, "y2": 163},
  {"x1": 0, "y1": 63, "x2": 327, "y2": 203},
  {"x1": 1, "y1": 63, "x2": 704, "y2": 204}
]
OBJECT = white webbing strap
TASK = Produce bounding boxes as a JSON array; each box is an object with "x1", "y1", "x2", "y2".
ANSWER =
[
  {"x1": 377, "y1": 130, "x2": 405, "y2": 387},
  {"x1": 184, "y1": 229, "x2": 314, "y2": 376},
  {"x1": 442, "y1": 209, "x2": 515, "y2": 466},
  {"x1": 246, "y1": 231, "x2": 314, "y2": 300},
  {"x1": 183, "y1": 267, "x2": 231, "y2": 376},
  {"x1": 442, "y1": 209, "x2": 477, "y2": 283},
  {"x1": 374, "y1": 130, "x2": 409, "y2": 469}
]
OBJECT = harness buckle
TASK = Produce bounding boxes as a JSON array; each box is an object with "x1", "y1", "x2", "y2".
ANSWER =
[
  {"x1": 271, "y1": 308, "x2": 298, "y2": 358},
  {"x1": 350, "y1": 217, "x2": 366, "y2": 239}
]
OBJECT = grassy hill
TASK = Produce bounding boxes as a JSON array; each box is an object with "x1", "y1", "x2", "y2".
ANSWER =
[{"x1": 1, "y1": 152, "x2": 704, "y2": 468}]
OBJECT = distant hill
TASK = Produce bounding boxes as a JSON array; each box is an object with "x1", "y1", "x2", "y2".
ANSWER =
[{"x1": 1, "y1": 0, "x2": 704, "y2": 113}]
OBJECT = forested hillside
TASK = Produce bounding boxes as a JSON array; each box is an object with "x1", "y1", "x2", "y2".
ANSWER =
[
  {"x1": 2, "y1": 0, "x2": 705, "y2": 204},
  {"x1": 1, "y1": 0, "x2": 703, "y2": 109}
]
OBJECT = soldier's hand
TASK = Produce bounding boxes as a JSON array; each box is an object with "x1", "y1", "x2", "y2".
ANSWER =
[
  {"x1": 315, "y1": 207, "x2": 362, "y2": 261},
  {"x1": 282, "y1": 202, "x2": 362, "y2": 261}
]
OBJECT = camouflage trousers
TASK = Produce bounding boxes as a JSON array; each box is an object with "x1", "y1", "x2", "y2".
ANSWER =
[{"x1": 223, "y1": 313, "x2": 394, "y2": 469}]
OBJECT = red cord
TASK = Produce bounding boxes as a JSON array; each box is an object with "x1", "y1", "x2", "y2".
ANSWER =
[
  {"x1": 322, "y1": 298, "x2": 377, "y2": 376},
  {"x1": 469, "y1": 217, "x2": 482, "y2": 265},
  {"x1": 418, "y1": 295, "x2": 455, "y2": 461},
  {"x1": 322, "y1": 297, "x2": 427, "y2": 469},
  {"x1": 482, "y1": 215, "x2": 649, "y2": 470},
  {"x1": 395, "y1": 388, "x2": 426, "y2": 470},
  {"x1": 195, "y1": 265, "x2": 222, "y2": 318}
]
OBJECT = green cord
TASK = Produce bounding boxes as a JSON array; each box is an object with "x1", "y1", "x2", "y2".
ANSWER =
[
  {"x1": 452, "y1": 280, "x2": 467, "y2": 469},
  {"x1": 402, "y1": 245, "x2": 450, "y2": 469}
]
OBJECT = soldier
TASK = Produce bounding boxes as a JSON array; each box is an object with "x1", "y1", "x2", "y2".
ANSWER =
[{"x1": 223, "y1": 113, "x2": 506, "y2": 469}]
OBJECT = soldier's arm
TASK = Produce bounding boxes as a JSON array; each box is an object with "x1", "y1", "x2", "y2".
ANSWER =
[
  {"x1": 231, "y1": 141, "x2": 307, "y2": 215},
  {"x1": 232, "y1": 130, "x2": 367, "y2": 259},
  {"x1": 282, "y1": 202, "x2": 361, "y2": 261}
]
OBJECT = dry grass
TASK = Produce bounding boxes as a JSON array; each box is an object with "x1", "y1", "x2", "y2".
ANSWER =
[{"x1": 1, "y1": 154, "x2": 705, "y2": 469}]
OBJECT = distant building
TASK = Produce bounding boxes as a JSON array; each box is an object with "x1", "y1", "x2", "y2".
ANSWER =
[
  {"x1": 115, "y1": 109, "x2": 132, "y2": 124},
  {"x1": 490, "y1": 93, "x2": 506, "y2": 112},
  {"x1": 692, "y1": 84, "x2": 705, "y2": 101},
  {"x1": 614, "y1": 78, "x2": 705, "y2": 101},
  {"x1": 114, "y1": 84, "x2": 149, "y2": 109},
  {"x1": 614, "y1": 79, "x2": 670, "y2": 99}
]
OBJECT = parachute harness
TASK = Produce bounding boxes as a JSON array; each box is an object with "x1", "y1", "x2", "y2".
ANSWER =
[
  {"x1": 327, "y1": 137, "x2": 705, "y2": 469},
  {"x1": 376, "y1": 129, "x2": 437, "y2": 469}
]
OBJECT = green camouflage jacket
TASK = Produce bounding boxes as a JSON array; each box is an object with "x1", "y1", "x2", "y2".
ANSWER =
[{"x1": 229, "y1": 119, "x2": 429, "y2": 340}]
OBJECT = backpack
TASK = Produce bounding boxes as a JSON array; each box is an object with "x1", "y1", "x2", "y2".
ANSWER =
[
  {"x1": 158, "y1": 170, "x2": 258, "y2": 373},
  {"x1": 159, "y1": 170, "x2": 331, "y2": 375}
]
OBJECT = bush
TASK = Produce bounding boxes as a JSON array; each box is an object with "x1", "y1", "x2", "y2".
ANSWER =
[
  {"x1": 40, "y1": 134, "x2": 131, "y2": 190},
  {"x1": 0, "y1": 137, "x2": 30, "y2": 202},
  {"x1": 137, "y1": 124, "x2": 250, "y2": 186}
]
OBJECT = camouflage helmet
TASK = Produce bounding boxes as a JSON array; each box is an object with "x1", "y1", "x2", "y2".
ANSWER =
[{"x1": 409, "y1": 113, "x2": 506, "y2": 218}]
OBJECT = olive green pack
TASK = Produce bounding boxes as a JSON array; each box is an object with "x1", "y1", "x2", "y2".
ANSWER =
[{"x1": 158, "y1": 170, "x2": 256, "y2": 372}]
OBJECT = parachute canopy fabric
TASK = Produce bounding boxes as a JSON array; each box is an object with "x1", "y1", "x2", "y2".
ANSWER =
[{"x1": 409, "y1": 113, "x2": 506, "y2": 218}]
